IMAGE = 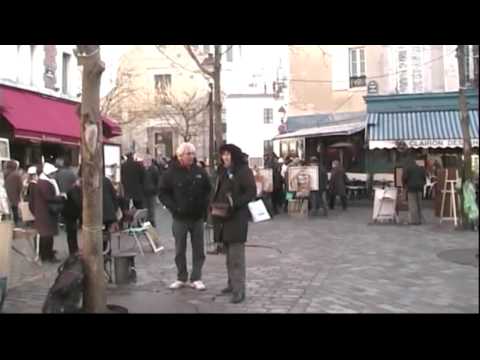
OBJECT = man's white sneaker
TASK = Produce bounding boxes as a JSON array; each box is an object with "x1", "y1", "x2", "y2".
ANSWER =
[
  {"x1": 169, "y1": 280, "x2": 187, "y2": 289},
  {"x1": 191, "y1": 281, "x2": 206, "y2": 291}
]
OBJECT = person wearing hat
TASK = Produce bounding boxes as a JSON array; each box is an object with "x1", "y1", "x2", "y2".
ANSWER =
[
  {"x1": 211, "y1": 144, "x2": 256, "y2": 304},
  {"x1": 29, "y1": 163, "x2": 66, "y2": 263}
]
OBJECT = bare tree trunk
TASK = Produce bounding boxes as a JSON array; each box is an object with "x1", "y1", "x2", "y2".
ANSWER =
[
  {"x1": 473, "y1": 45, "x2": 479, "y2": 89},
  {"x1": 208, "y1": 83, "x2": 214, "y2": 167},
  {"x1": 456, "y1": 45, "x2": 473, "y2": 229},
  {"x1": 214, "y1": 46, "x2": 223, "y2": 155},
  {"x1": 75, "y1": 45, "x2": 106, "y2": 312}
]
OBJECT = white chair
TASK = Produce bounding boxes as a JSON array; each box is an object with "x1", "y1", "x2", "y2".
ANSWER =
[
  {"x1": 121, "y1": 209, "x2": 149, "y2": 256},
  {"x1": 423, "y1": 177, "x2": 436, "y2": 199}
]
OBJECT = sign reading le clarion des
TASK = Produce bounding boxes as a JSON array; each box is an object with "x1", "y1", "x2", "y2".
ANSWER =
[
  {"x1": 369, "y1": 138, "x2": 479, "y2": 149},
  {"x1": 406, "y1": 139, "x2": 479, "y2": 148}
]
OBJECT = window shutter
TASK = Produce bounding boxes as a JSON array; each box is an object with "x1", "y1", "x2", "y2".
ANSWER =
[
  {"x1": 384, "y1": 45, "x2": 397, "y2": 94},
  {"x1": 411, "y1": 45, "x2": 424, "y2": 93},
  {"x1": 443, "y1": 45, "x2": 459, "y2": 91},
  {"x1": 331, "y1": 46, "x2": 349, "y2": 91},
  {"x1": 397, "y1": 46, "x2": 410, "y2": 93},
  {"x1": 422, "y1": 45, "x2": 432, "y2": 92}
]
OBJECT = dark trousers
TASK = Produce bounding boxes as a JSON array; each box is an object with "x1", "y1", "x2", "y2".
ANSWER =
[
  {"x1": 11, "y1": 205, "x2": 20, "y2": 226},
  {"x1": 145, "y1": 195, "x2": 157, "y2": 227},
  {"x1": 329, "y1": 193, "x2": 347, "y2": 210},
  {"x1": 408, "y1": 191, "x2": 423, "y2": 224},
  {"x1": 39, "y1": 236, "x2": 54, "y2": 261},
  {"x1": 272, "y1": 190, "x2": 284, "y2": 214},
  {"x1": 262, "y1": 194, "x2": 274, "y2": 217},
  {"x1": 225, "y1": 242, "x2": 246, "y2": 296},
  {"x1": 65, "y1": 218, "x2": 79, "y2": 255},
  {"x1": 309, "y1": 190, "x2": 328, "y2": 215},
  {"x1": 172, "y1": 218, "x2": 205, "y2": 282}
]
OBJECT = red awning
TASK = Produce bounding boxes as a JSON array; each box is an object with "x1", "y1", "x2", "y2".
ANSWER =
[{"x1": 0, "y1": 84, "x2": 121, "y2": 145}]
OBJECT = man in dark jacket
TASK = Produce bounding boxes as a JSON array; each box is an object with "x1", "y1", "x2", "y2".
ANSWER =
[
  {"x1": 403, "y1": 159, "x2": 427, "y2": 225},
  {"x1": 63, "y1": 178, "x2": 82, "y2": 255},
  {"x1": 143, "y1": 157, "x2": 160, "y2": 228},
  {"x1": 212, "y1": 144, "x2": 256, "y2": 304},
  {"x1": 329, "y1": 160, "x2": 348, "y2": 210},
  {"x1": 309, "y1": 157, "x2": 328, "y2": 216},
  {"x1": 54, "y1": 158, "x2": 77, "y2": 195},
  {"x1": 121, "y1": 153, "x2": 145, "y2": 209},
  {"x1": 159, "y1": 143, "x2": 212, "y2": 291}
]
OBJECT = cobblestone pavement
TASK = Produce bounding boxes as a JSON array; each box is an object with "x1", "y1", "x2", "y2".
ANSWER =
[{"x1": 3, "y1": 201, "x2": 478, "y2": 313}]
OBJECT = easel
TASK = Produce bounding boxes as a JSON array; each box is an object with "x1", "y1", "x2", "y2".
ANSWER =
[{"x1": 440, "y1": 169, "x2": 459, "y2": 227}]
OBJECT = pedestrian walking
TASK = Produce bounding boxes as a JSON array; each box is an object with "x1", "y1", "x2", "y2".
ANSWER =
[
  {"x1": 4, "y1": 160, "x2": 23, "y2": 226},
  {"x1": 402, "y1": 158, "x2": 427, "y2": 225},
  {"x1": 308, "y1": 157, "x2": 328, "y2": 216},
  {"x1": 121, "y1": 152, "x2": 145, "y2": 209},
  {"x1": 211, "y1": 144, "x2": 256, "y2": 304},
  {"x1": 143, "y1": 156, "x2": 160, "y2": 228},
  {"x1": 328, "y1": 160, "x2": 348, "y2": 210},
  {"x1": 30, "y1": 163, "x2": 65, "y2": 263},
  {"x1": 158, "y1": 143, "x2": 212, "y2": 291}
]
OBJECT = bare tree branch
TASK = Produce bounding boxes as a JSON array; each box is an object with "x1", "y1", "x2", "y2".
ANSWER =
[
  {"x1": 152, "y1": 88, "x2": 209, "y2": 142},
  {"x1": 184, "y1": 45, "x2": 214, "y2": 78},
  {"x1": 100, "y1": 67, "x2": 150, "y2": 126}
]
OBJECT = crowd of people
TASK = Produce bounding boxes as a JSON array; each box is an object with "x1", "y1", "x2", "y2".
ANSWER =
[
  {"x1": 252, "y1": 153, "x2": 350, "y2": 218},
  {"x1": 5, "y1": 142, "x2": 472, "y2": 305}
]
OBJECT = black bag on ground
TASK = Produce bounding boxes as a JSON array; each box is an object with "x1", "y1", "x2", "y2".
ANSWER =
[{"x1": 42, "y1": 254, "x2": 85, "y2": 313}]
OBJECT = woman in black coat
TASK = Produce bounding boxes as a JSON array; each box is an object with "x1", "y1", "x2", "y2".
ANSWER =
[
  {"x1": 211, "y1": 144, "x2": 256, "y2": 304},
  {"x1": 63, "y1": 178, "x2": 82, "y2": 255}
]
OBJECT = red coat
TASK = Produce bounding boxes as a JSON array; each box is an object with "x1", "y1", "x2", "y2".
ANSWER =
[{"x1": 30, "y1": 179, "x2": 63, "y2": 237}]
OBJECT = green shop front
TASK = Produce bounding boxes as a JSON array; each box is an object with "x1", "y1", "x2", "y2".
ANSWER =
[{"x1": 365, "y1": 90, "x2": 479, "y2": 175}]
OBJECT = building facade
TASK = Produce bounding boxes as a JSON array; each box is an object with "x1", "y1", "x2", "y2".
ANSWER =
[
  {"x1": 225, "y1": 94, "x2": 285, "y2": 163},
  {"x1": 113, "y1": 45, "x2": 290, "y2": 162},
  {"x1": 0, "y1": 45, "x2": 120, "y2": 167}
]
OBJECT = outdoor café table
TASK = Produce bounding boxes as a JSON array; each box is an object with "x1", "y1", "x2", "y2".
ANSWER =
[{"x1": 347, "y1": 185, "x2": 367, "y2": 200}]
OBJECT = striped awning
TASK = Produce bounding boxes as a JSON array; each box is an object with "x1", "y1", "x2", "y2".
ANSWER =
[{"x1": 367, "y1": 110, "x2": 479, "y2": 149}]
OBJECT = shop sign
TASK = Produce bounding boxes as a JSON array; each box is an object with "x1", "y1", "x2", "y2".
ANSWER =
[
  {"x1": 367, "y1": 81, "x2": 379, "y2": 94},
  {"x1": 42, "y1": 135, "x2": 62, "y2": 143},
  {"x1": 370, "y1": 139, "x2": 479, "y2": 149}
]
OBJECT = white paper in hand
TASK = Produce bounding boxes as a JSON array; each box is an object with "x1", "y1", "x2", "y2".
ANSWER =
[{"x1": 248, "y1": 199, "x2": 271, "y2": 223}]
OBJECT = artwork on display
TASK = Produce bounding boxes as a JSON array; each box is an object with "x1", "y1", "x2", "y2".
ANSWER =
[
  {"x1": 0, "y1": 138, "x2": 10, "y2": 161},
  {"x1": 0, "y1": 168, "x2": 10, "y2": 217},
  {"x1": 288, "y1": 166, "x2": 319, "y2": 193},
  {"x1": 253, "y1": 168, "x2": 273, "y2": 195}
]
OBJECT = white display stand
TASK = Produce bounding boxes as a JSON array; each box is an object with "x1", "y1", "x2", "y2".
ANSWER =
[{"x1": 372, "y1": 187, "x2": 399, "y2": 223}]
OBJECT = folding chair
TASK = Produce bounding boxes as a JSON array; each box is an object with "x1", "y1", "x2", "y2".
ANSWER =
[{"x1": 120, "y1": 209, "x2": 163, "y2": 256}]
